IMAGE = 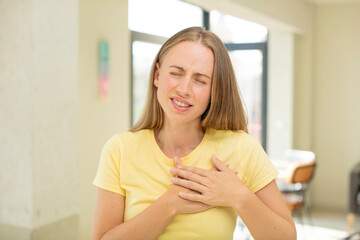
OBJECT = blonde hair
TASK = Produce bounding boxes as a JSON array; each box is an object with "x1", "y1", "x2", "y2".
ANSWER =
[{"x1": 131, "y1": 27, "x2": 248, "y2": 132}]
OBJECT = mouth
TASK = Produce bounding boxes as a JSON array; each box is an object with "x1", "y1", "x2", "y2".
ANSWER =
[
  {"x1": 170, "y1": 97, "x2": 192, "y2": 111},
  {"x1": 171, "y1": 98, "x2": 191, "y2": 107}
]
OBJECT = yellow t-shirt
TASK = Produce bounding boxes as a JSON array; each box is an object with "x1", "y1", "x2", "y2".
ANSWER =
[{"x1": 93, "y1": 128, "x2": 278, "y2": 240}]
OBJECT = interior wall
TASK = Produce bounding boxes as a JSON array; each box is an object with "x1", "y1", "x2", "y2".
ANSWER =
[
  {"x1": 267, "y1": 32, "x2": 294, "y2": 159},
  {"x1": 312, "y1": 2, "x2": 360, "y2": 210},
  {"x1": 0, "y1": 0, "x2": 78, "y2": 234},
  {"x1": 0, "y1": 0, "x2": 34, "y2": 229},
  {"x1": 78, "y1": 0, "x2": 130, "y2": 239}
]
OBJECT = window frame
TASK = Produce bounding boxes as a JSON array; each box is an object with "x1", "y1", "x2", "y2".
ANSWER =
[{"x1": 224, "y1": 41, "x2": 268, "y2": 149}]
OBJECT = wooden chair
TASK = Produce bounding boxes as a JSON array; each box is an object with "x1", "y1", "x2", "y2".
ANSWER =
[{"x1": 280, "y1": 160, "x2": 317, "y2": 224}]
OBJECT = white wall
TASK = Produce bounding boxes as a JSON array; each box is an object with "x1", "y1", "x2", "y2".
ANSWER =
[
  {"x1": 78, "y1": 0, "x2": 130, "y2": 239},
  {"x1": 312, "y1": 3, "x2": 360, "y2": 210},
  {"x1": 0, "y1": 0, "x2": 78, "y2": 232},
  {"x1": 267, "y1": 32, "x2": 294, "y2": 159},
  {"x1": 0, "y1": 0, "x2": 34, "y2": 228}
]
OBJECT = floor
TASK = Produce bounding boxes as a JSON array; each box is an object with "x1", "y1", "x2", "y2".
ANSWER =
[
  {"x1": 308, "y1": 208, "x2": 360, "y2": 232},
  {"x1": 295, "y1": 208, "x2": 360, "y2": 240},
  {"x1": 234, "y1": 208, "x2": 360, "y2": 240}
]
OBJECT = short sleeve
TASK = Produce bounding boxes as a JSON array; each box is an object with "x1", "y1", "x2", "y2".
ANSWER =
[
  {"x1": 93, "y1": 135, "x2": 126, "y2": 196},
  {"x1": 244, "y1": 139, "x2": 278, "y2": 193}
]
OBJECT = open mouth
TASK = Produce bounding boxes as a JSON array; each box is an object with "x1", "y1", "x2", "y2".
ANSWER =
[
  {"x1": 172, "y1": 98, "x2": 191, "y2": 107},
  {"x1": 170, "y1": 98, "x2": 192, "y2": 111}
]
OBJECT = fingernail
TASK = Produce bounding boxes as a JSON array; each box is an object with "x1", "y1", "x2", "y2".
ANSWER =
[
  {"x1": 225, "y1": 162, "x2": 229, "y2": 166},
  {"x1": 170, "y1": 168, "x2": 175, "y2": 173},
  {"x1": 171, "y1": 177, "x2": 176, "y2": 182},
  {"x1": 212, "y1": 154, "x2": 216, "y2": 160},
  {"x1": 177, "y1": 165, "x2": 182, "y2": 169},
  {"x1": 179, "y1": 192, "x2": 185, "y2": 196}
]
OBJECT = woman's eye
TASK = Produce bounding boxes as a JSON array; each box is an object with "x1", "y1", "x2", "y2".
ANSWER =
[
  {"x1": 170, "y1": 72, "x2": 181, "y2": 76},
  {"x1": 196, "y1": 79, "x2": 207, "y2": 84}
]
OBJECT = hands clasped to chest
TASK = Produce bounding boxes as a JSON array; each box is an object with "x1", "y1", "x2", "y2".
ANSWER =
[{"x1": 169, "y1": 154, "x2": 251, "y2": 209}]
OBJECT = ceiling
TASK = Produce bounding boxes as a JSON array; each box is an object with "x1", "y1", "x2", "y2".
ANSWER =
[{"x1": 305, "y1": 0, "x2": 360, "y2": 4}]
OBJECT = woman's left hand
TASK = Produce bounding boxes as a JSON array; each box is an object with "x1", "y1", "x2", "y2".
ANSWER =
[{"x1": 170, "y1": 154, "x2": 250, "y2": 207}]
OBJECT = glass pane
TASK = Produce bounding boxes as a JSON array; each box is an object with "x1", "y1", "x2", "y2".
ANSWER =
[
  {"x1": 229, "y1": 50, "x2": 263, "y2": 143},
  {"x1": 132, "y1": 41, "x2": 162, "y2": 125},
  {"x1": 210, "y1": 10, "x2": 268, "y2": 43},
  {"x1": 129, "y1": 0, "x2": 203, "y2": 38}
]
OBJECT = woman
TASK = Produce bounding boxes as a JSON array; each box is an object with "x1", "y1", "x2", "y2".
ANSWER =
[{"x1": 91, "y1": 27, "x2": 296, "y2": 240}]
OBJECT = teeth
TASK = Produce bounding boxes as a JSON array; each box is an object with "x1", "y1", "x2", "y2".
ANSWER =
[{"x1": 172, "y1": 99, "x2": 190, "y2": 107}]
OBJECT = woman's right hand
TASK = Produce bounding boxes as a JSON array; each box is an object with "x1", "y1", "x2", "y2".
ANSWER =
[
  {"x1": 158, "y1": 156, "x2": 212, "y2": 215},
  {"x1": 161, "y1": 184, "x2": 212, "y2": 215}
]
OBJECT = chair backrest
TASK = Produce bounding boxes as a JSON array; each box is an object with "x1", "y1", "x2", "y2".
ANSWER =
[
  {"x1": 291, "y1": 162, "x2": 316, "y2": 183},
  {"x1": 284, "y1": 149, "x2": 315, "y2": 163}
]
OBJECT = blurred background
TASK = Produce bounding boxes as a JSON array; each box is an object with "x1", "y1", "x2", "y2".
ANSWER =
[{"x1": 0, "y1": 0, "x2": 360, "y2": 239}]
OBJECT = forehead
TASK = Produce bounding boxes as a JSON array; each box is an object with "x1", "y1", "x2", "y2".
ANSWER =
[{"x1": 161, "y1": 41, "x2": 214, "y2": 73}]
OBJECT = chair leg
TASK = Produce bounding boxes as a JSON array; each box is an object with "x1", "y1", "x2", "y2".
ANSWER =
[
  {"x1": 303, "y1": 202, "x2": 313, "y2": 226},
  {"x1": 292, "y1": 209, "x2": 304, "y2": 226},
  {"x1": 301, "y1": 190, "x2": 313, "y2": 225},
  {"x1": 347, "y1": 213, "x2": 355, "y2": 229}
]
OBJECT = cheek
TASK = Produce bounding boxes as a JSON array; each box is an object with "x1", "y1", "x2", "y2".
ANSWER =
[
  {"x1": 195, "y1": 87, "x2": 211, "y2": 105},
  {"x1": 157, "y1": 76, "x2": 176, "y2": 100},
  {"x1": 160, "y1": 76, "x2": 178, "y2": 94}
]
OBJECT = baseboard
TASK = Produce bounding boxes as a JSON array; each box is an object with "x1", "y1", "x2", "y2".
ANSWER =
[{"x1": 0, "y1": 214, "x2": 79, "y2": 240}]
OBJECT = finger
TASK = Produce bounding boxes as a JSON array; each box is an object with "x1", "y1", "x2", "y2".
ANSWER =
[
  {"x1": 173, "y1": 156, "x2": 183, "y2": 168},
  {"x1": 211, "y1": 154, "x2": 231, "y2": 172},
  {"x1": 216, "y1": 159, "x2": 238, "y2": 174},
  {"x1": 170, "y1": 168, "x2": 206, "y2": 185},
  {"x1": 213, "y1": 161, "x2": 228, "y2": 171},
  {"x1": 171, "y1": 177, "x2": 206, "y2": 193},
  {"x1": 177, "y1": 165, "x2": 211, "y2": 177},
  {"x1": 179, "y1": 191, "x2": 206, "y2": 203}
]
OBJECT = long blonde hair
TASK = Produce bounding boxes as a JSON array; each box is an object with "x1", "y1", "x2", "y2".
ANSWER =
[{"x1": 131, "y1": 27, "x2": 248, "y2": 132}]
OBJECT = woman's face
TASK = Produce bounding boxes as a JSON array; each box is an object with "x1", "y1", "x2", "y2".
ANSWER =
[{"x1": 154, "y1": 41, "x2": 214, "y2": 125}]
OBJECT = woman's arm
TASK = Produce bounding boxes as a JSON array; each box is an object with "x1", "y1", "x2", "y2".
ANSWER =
[
  {"x1": 234, "y1": 180, "x2": 296, "y2": 240},
  {"x1": 91, "y1": 185, "x2": 211, "y2": 240},
  {"x1": 170, "y1": 155, "x2": 296, "y2": 240}
]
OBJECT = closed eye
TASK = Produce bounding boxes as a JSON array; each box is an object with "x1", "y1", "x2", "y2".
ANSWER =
[
  {"x1": 195, "y1": 79, "x2": 207, "y2": 84},
  {"x1": 170, "y1": 72, "x2": 182, "y2": 76}
]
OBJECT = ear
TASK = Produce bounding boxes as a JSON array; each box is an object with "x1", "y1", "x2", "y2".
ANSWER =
[{"x1": 154, "y1": 62, "x2": 160, "y2": 87}]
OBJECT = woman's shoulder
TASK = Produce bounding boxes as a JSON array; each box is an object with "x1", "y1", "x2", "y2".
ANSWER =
[
  {"x1": 104, "y1": 129, "x2": 152, "y2": 149},
  {"x1": 206, "y1": 128, "x2": 260, "y2": 148},
  {"x1": 207, "y1": 128, "x2": 253, "y2": 140}
]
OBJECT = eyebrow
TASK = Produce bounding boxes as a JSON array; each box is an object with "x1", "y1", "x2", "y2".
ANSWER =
[{"x1": 169, "y1": 65, "x2": 211, "y2": 79}]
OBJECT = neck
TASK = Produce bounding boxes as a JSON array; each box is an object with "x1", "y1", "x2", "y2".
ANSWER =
[{"x1": 154, "y1": 120, "x2": 205, "y2": 159}]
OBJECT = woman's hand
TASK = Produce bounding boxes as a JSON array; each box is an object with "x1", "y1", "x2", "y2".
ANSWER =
[
  {"x1": 170, "y1": 154, "x2": 250, "y2": 208},
  {"x1": 159, "y1": 157, "x2": 213, "y2": 215},
  {"x1": 161, "y1": 185, "x2": 212, "y2": 215}
]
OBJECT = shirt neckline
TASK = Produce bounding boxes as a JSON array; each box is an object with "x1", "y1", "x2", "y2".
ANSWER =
[{"x1": 149, "y1": 128, "x2": 209, "y2": 166}]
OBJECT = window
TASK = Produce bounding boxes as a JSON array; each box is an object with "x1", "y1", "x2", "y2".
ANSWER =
[
  {"x1": 129, "y1": 1, "x2": 268, "y2": 148},
  {"x1": 129, "y1": 0, "x2": 203, "y2": 38},
  {"x1": 210, "y1": 10, "x2": 268, "y2": 147},
  {"x1": 129, "y1": 0, "x2": 204, "y2": 125},
  {"x1": 132, "y1": 41, "x2": 162, "y2": 123}
]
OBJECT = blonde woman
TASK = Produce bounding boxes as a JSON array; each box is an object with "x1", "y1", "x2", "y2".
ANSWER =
[{"x1": 91, "y1": 27, "x2": 296, "y2": 240}]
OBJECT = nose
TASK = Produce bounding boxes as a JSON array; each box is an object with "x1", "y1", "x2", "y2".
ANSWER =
[{"x1": 176, "y1": 75, "x2": 192, "y2": 96}]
